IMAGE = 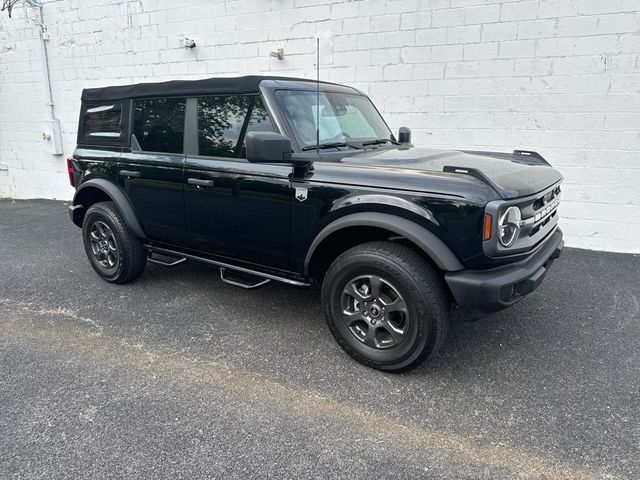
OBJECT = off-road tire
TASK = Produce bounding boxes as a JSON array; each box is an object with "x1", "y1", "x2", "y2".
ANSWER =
[
  {"x1": 321, "y1": 241, "x2": 450, "y2": 372},
  {"x1": 82, "y1": 201, "x2": 146, "y2": 284}
]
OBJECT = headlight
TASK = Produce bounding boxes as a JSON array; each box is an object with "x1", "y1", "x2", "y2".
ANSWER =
[{"x1": 498, "y1": 206, "x2": 521, "y2": 247}]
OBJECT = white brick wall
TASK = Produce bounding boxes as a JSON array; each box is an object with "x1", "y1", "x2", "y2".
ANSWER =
[{"x1": 1, "y1": 0, "x2": 639, "y2": 252}]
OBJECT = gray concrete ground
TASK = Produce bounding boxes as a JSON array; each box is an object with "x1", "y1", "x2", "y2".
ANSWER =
[{"x1": 1, "y1": 199, "x2": 639, "y2": 479}]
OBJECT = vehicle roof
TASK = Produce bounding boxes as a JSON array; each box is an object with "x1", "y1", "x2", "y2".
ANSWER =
[{"x1": 80, "y1": 75, "x2": 352, "y2": 102}]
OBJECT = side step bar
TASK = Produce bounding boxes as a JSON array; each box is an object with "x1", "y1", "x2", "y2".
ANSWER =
[
  {"x1": 220, "y1": 267, "x2": 270, "y2": 289},
  {"x1": 144, "y1": 245, "x2": 310, "y2": 288},
  {"x1": 147, "y1": 251, "x2": 187, "y2": 267}
]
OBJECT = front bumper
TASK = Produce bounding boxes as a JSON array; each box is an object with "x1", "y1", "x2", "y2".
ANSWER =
[{"x1": 445, "y1": 228, "x2": 563, "y2": 320}]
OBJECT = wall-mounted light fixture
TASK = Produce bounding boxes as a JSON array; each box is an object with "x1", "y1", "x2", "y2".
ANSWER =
[
  {"x1": 270, "y1": 48, "x2": 284, "y2": 60},
  {"x1": 178, "y1": 35, "x2": 196, "y2": 49}
]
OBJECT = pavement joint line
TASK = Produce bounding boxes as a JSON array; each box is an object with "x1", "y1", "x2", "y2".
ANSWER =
[{"x1": 0, "y1": 298, "x2": 619, "y2": 480}]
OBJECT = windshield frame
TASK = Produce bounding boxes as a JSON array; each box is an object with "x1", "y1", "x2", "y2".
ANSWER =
[{"x1": 273, "y1": 88, "x2": 395, "y2": 153}]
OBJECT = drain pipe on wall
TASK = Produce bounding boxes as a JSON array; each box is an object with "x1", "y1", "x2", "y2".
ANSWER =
[{"x1": 31, "y1": 0, "x2": 63, "y2": 155}]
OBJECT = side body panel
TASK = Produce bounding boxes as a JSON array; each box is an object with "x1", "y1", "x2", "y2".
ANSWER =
[
  {"x1": 289, "y1": 161, "x2": 497, "y2": 274},
  {"x1": 183, "y1": 157, "x2": 293, "y2": 270},
  {"x1": 72, "y1": 147, "x2": 122, "y2": 188}
]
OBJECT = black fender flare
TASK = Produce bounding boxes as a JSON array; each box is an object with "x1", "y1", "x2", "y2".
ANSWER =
[
  {"x1": 72, "y1": 178, "x2": 146, "y2": 238},
  {"x1": 304, "y1": 212, "x2": 464, "y2": 274}
]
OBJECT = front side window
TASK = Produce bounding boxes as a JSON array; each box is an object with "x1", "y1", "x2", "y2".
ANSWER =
[
  {"x1": 276, "y1": 90, "x2": 392, "y2": 149},
  {"x1": 132, "y1": 97, "x2": 186, "y2": 154},
  {"x1": 82, "y1": 104, "x2": 122, "y2": 139},
  {"x1": 198, "y1": 95, "x2": 274, "y2": 158}
]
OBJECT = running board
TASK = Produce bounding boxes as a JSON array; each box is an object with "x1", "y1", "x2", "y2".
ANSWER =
[
  {"x1": 220, "y1": 267, "x2": 270, "y2": 289},
  {"x1": 147, "y1": 250, "x2": 187, "y2": 267},
  {"x1": 144, "y1": 245, "x2": 310, "y2": 287}
]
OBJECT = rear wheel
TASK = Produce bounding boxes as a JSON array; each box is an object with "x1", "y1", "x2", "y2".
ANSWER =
[
  {"x1": 82, "y1": 201, "x2": 146, "y2": 284},
  {"x1": 321, "y1": 241, "x2": 450, "y2": 372}
]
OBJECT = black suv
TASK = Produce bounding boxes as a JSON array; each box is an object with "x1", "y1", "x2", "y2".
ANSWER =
[{"x1": 68, "y1": 76, "x2": 563, "y2": 372}]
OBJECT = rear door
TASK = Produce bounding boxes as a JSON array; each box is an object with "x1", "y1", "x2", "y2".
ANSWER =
[
  {"x1": 118, "y1": 97, "x2": 188, "y2": 245},
  {"x1": 183, "y1": 94, "x2": 292, "y2": 270}
]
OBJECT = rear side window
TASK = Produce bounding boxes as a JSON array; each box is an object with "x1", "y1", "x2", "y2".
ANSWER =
[
  {"x1": 132, "y1": 98, "x2": 186, "y2": 154},
  {"x1": 198, "y1": 95, "x2": 274, "y2": 158},
  {"x1": 82, "y1": 104, "x2": 122, "y2": 139}
]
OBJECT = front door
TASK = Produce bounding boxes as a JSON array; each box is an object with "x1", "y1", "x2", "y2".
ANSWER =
[{"x1": 184, "y1": 94, "x2": 292, "y2": 270}]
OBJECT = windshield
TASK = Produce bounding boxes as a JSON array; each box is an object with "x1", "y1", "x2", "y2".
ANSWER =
[{"x1": 276, "y1": 90, "x2": 392, "y2": 149}]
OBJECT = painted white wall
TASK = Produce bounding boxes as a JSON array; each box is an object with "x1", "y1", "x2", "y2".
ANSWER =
[{"x1": 0, "y1": 0, "x2": 638, "y2": 252}]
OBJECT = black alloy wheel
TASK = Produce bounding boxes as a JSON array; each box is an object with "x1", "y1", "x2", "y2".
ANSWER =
[
  {"x1": 322, "y1": 241, "x2": 450, "y2": 372},
  {"x1": 82, "y1": 201, "x2": 147, "y2": 284},
  {"x1": 88, "y1": 220, "x2": 120, "y2": 272},
  {"x1": 341, "y1": 274, "x2": 409, "y2": 349}
]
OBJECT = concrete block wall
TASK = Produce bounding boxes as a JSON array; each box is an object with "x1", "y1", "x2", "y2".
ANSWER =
[{"x1": 0, "y1": 0, "x2": 639, "y2": 252}]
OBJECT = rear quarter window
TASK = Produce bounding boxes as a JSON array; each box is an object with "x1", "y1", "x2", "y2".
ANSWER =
[{"x1": 81, "y1": 103, "x2": 122, "y2": 140}]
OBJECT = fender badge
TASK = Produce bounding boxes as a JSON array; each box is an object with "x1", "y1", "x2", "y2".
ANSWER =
[{"x1": 295, "y1": 187, "x2": 308, "y2": 202}]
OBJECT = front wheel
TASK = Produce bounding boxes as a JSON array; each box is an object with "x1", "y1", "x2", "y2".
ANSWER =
[{"x1": 321, "y1": 241, "x2": 450, "y2": 372}]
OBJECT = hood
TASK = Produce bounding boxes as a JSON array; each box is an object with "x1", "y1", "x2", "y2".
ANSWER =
[{"x1": 340, "y1": 147, "x2": 563, "y2": 199}]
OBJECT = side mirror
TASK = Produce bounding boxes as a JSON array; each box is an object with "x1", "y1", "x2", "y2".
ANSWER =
[
  {"x1": 245, "y1": 132, "x2": 293, "y2": 163},
  {"x1": 398, "y1": 127, "x2": 412, "y2": 144}
]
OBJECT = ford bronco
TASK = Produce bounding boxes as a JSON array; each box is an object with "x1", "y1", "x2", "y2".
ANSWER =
[{"x1": 68, "y1": 76, "x2": 563, "y2": 372}]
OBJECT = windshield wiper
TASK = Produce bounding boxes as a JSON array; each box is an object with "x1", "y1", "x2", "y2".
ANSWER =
[
  {"x1": 361, "y1": 138, "x2": 400, "y2": 147},
  {"x1": 301, "y1": 142, "x2": 361, "y2": 151}
]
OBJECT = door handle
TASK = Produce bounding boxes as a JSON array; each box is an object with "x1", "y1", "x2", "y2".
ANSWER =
[
  {"x1": 187, "y1": 178, "x2": 214, "y2": 188},
  {"x1": 119, "y1": 170, "x2": 141, "y2": 178}
]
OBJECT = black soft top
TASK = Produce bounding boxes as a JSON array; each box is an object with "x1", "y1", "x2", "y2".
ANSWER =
[{"x1": 81, "y1": 75, "x2": 333, "y2": 102}]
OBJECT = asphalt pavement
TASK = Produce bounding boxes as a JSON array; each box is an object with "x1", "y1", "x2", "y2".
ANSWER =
[{"x1": 1, "y1": 199, "x2": 638, "y2": 479}]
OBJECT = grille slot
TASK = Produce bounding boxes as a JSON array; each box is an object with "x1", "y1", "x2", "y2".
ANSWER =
[{"x1": 533, "y1": 186, "x2": 561, "y2": 211}]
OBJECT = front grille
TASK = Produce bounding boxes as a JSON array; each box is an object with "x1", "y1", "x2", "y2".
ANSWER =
[
  {"x1": 483, "y1": 181, "x2": 562, "y2": 257},
  {"x1": 515, "y1": 185, "x2": 561, "y2": 251}
]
